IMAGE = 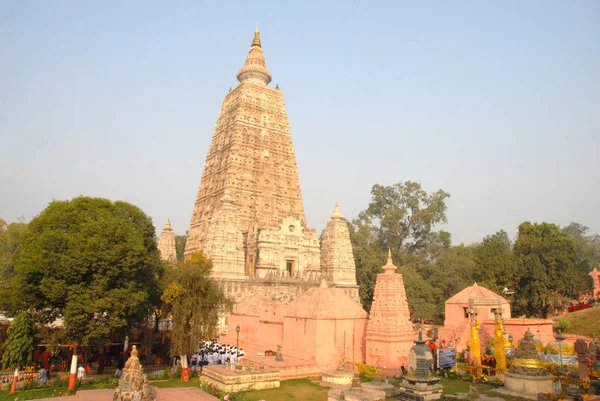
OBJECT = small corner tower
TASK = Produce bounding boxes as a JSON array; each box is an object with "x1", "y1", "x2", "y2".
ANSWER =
[
  {"x1": 321, "y1": 202, "x2": 357, "y2": 286},
  {"x1": 157, "y1": 219, "x2": 177, "y2": 262}
]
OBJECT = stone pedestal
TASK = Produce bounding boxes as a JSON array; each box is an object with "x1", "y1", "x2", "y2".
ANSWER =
[
  {"x1": 361, "y1": 381, "x2": 397, "y2": 397},
  {"x1": 496, "y1": 372, "x2": 554, "y2": 400},
  {"x1": 199, "y1": 365, "x2": 280, "y2": 393},
  {"x1": 320, "y1": 369, "x2": 355, "y2": 387},
  {"x1": 397, "y1": 378, "x2": 444, "y2": 401},
  {"x1": 327, "y1": 386, "x2": 386, "y2": 401}
]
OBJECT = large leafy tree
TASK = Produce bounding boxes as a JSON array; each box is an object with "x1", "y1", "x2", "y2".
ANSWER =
[
  {"x1": 11, "y1": 197, "x2": 163, "y2": 349},
  {"x1": 0, "y1": 218, "x2": 28, "y2": 310},
  {"x1": 513, "y1": 222, "x2": 586, "y2": 317},
  {"x1": 355, "y1": 181, "x2": 450, "y2": 253},
  {"x1": 350, "y1": 181, "x2": 451, "y2": 315},
  {"x1": 161, "y1": 252, "x2": 232, "y2": 379},
  {"x1": 1, "y1": 312, "x2": 35, "y2": 394},
  {"x1": 473, "y1": 230, "x2": 521, "y2": 295},
  {"x1": 561, "y1": 222, "x2": 600, "y2": 272}
]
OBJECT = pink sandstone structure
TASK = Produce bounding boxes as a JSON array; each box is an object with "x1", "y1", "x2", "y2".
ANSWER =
[
  {"x1": 157, "y1": 219, "x2": 176, "y2": 262},
  {"x1": 282, "y1": 280, "x2": 367, "y2": 368},
  {"x1": 365, "y1": 251, "x2": 415, "y2": 369},
  {"x1": 439, "y1": 283, "x2": 554, "y2": 351},
  {"x1": 222, "y1": 280, "x2": 367, "y2": 370},
  {"x1": 590, "y1": 267, "x2": 600, "y2": 298}
]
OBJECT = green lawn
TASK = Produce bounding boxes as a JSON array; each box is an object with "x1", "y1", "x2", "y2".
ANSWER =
[
  {"x1": 0, "y1": 387, "x2": 73, "y2": 401},
  {"x1": 553, "y1": 306, "x2": 600, "y2": 337},
  {"x1": 150, "y1": 377, "x2": 202, "y2": 388},
  {"x1": 238, "y1": 378, "x2": 328, "y2": 401}
]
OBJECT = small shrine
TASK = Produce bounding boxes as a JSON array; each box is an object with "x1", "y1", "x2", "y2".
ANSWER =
[
  {"x1": 397, "y1": 327, "x2": 443, "y2": 401},
  {"x1": 365, "y1": 250, "x2": 415, "y2": 369},
  {"x1": 498, "y1": 329, "x2": 553, "y2": 399},
  {"x1": 113, "y1": 346, "x2": 155, "y2": 401}
]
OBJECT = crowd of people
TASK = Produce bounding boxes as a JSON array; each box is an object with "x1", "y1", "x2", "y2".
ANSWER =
[{"x1": 172, "y1": 339, "x2": 246, "y2": 372}]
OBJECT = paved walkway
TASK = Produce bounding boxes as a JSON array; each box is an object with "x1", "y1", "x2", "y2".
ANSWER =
[{"x1": 35, "y1": 387, "x2": 219, "y2": 401}]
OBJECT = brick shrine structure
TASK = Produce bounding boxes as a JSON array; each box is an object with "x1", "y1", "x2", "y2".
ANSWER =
[
  {"x1": 157, "y1": 219, "x2": 176, "y2": 262},
  {"x1": 179, "y1": 29, "x2": 358, "y2": 306},
  {"x1": 438, "y1": 283, "x2": 554, "y2": 352},
  {"x1": 365, "y1": 251, "x2": 415, "y2": 369}
]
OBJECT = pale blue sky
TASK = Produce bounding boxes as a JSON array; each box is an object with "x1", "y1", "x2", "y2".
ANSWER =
[{"x1": 1, "y1": 1, "x2": 599, "y2": 244}]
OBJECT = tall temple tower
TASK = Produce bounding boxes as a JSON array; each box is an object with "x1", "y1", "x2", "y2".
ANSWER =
[
  {"x1": 185, "y1": 29, "x2": 321, "y2": 282},
  {"x1": 157, "y1": 219, "x2": 177, "y2": 262}
]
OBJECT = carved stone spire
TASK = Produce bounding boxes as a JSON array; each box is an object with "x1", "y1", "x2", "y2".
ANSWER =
[
  {"x1": 157, "y1": 219, "x2": 176, "y2": 262},
  {"x1": 366, "y1": 251, "x2": 414, "y2": 368},
  {"x1": 185, "y1": 30, "x2": 317, "y2": 281},
  {"x1": 236, "y1": 28, "x2": 272, "y2": 85},
  {"x1": 382, "y1": 249, "x2": 397, "y2": 274},
  {"x1": 320, "y1": 203, "x2": 357, "y2": 286}
]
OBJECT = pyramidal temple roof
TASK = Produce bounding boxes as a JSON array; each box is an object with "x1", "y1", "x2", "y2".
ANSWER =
[
  {"x1": 445, "y1": 282, "x2": 508, "y2": 305},
  {"x1": 237, "y1": 28, "x2": 272, "y2": 85}
]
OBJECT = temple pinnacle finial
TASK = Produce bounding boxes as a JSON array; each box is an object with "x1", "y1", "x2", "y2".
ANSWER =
[
  {"x1": 164, "y1": 219, "x2": 173, "y2": 232},
  {"x1": 382, "y1": 249, "x2": 397, "y2": 274},
  {"x1": 331, "y1": 202, "x2": 342, "y2": 219},
  {"x1": 252, "y1": 27, "x2": 261, "y2": 48},
  {"x1": 237, "y1": 29, "x2": 272, "y2": 85}
]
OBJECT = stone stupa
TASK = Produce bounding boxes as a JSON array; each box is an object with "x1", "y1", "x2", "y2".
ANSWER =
[
  {"x1": 499, "y1": 329, "x2": 553, "y2": 399},
  {"x1": 113, "y1": 346, "x2": 155, "y2": 401},
  {"x1": 397, "y1": 328, "x2": 443, "y2": 401}
]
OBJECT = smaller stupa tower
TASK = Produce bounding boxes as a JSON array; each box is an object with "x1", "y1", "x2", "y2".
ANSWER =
[
  {"x1": 320, "y1": 202, "x2": 357, "y2": 286},
  {"x1": 157, "y1": 219, "x2": 177, "y2": 262},
  {"x1": 366, "y1": 250, "x2": 415, "y2": 369}
]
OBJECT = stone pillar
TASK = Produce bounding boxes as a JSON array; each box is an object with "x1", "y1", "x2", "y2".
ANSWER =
[{"x1": 575, "y1": 338, "x2": 589, "y2": 381}]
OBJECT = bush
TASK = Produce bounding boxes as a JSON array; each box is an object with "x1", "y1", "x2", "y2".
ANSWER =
[
  {"x1": 51, "y1": 376, "x2": 68, "y2": 388},
  {"x1": 555, "y1": 319, "x2": 571, "y2": 331}
]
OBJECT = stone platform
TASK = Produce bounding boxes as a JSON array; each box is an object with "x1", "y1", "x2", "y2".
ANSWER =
[
  {"x1": 495, "y1": 372, "x2": 554, "y2": 400},
  {"x1": 240, "y1": 348, "x2": 322, "y2": 380},
  {"x1": 200, "y1": 365, "x2": 280, "y2": 393},
  {"x1": 320, "y1": 369, "x2": 355, "y2": 387},
  {"x1": 361, "y1": 381, "x2": 397, "y2": 397}
]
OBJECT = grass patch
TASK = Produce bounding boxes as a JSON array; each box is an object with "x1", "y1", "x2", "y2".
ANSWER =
[
  {"x1": 238, "y1": 378, "x2": 328, "y2": 401},
  {"x1": 150, "y1": 377, "x2": 202, "y2": 388},
  {"x1": 0, "y1": 387, "x2": 73, "y2": 400},
  {"x1": 552, "y1": 307, "x2": 600, "y2": 337}
]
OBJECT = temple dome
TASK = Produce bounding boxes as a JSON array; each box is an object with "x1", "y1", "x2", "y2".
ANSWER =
[
  {"x1": 445, "y1": 282, "x2": 508, "y2": 305},
  {"x1": 284, "y1": 280, "x2": 367, "y2": 319}
]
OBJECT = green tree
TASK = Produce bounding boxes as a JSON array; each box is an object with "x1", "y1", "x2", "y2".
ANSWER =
[
  {"x1": 0, "y1": 218, "x2": 28, "y2": 310},
  {"x1": 1, "y1": 312, "x2": 35, "y2": 394},
  {"x1": 350, "y1": 181, "x2": 451, "y2": 314},
  {"x1": 175, "y1": 234, "x2": 187, "y2": 262},
  {"x1": 473, "y1": 230, "x2": 520, "y2": 295},
  {"x1": 161, "y1": 252, "x2": 232, "y2": 379},
  {"x1": 561, "y1": 222, "x2": 600, "y2": 271},
  {"x1": 356, "y1": 182, "x2": 450, "y2": 253},
  {"x1": 11, "y1": 196, "x2": 163, "y2": 387},
  {"x1": 513, "y1": 222, "x2": 586, "y2": 318}
]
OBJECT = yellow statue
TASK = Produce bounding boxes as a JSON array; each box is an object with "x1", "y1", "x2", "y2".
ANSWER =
[
  {"x1": 469, "y1": 319, "x2": 481, "y2": 370},
  {"x1": 493, "y1": 319, "x2": 507, "y2": 372}
]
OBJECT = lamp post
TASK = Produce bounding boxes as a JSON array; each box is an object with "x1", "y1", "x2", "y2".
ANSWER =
[
  {"x1": 236, "y1": 325, "x2": 240, "y2": 359},
  {"x1": 555, "y1": 330, "x2": 566, "y2": 370}
]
